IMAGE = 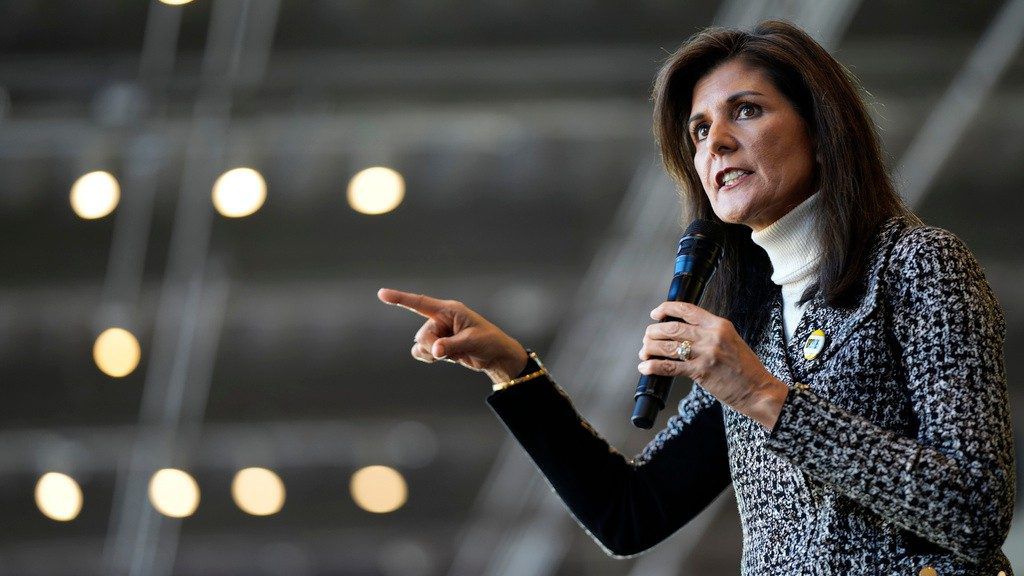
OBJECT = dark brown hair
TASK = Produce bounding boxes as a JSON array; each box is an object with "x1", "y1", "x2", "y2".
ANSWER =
[{"x1": 653, "y1": 19, "x2": 916, "y2": 342}]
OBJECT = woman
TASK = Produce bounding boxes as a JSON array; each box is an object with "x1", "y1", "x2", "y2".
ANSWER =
[{"x1": 378, "y1": 20, "x2": 1014, "y2": 575}]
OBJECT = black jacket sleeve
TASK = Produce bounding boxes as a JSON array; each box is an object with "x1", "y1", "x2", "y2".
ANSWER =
[{"x1": 486, "y1": 373, "x2": 732, "y2": 558}]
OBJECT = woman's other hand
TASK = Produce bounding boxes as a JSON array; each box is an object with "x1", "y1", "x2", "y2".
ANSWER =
[
  {"x1": 639, "y1": 301, "x2": 790, "y2": 430},
  {"x1": 377, "y1": 288, "x2": 529, "y2": 385}
]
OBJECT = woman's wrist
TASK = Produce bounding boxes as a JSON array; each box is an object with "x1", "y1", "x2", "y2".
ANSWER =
[
  {"x1": 485, "y1": 345, "x2": 530, "y2": 385},
  {"x1": 743, "y1": 377, "x2": 791, "y2": 431}
]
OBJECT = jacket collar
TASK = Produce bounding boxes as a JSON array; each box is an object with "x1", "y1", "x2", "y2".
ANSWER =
[{"x1": 762, "y1": 216, "x2": 912, "y2": 378}]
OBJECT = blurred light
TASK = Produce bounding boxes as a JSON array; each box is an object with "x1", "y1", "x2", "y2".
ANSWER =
[
  {"x1": 70, "y1": 171, "x2": 120, "y2": 219},
  {"x1": 350, "y1": 465, "x2": 407, "y2": 513},
  {"x1": 159, "y1": 0, "x2": 195, "y2": 5},
  {"x1": 347, "y1": 167, "x2": 405, "y2": 215},
  {"x1": 490, "y1": 283, "x2": 555, "y2": 337},
  {"x1": 34, "y1": 472, "x2": 83, "y2": 521},
  {"x1": 232, "y1": 467, "x2": 286, "y2": 516},
  {"x1": 93, "y1": 83, "x2": 148, "y2": 128},
  {"x1": 212, "y1": 167, "x2": 267, "y2": 218},
  {"x1": 0, "y1": 86, "x2": 11, "y2": 120},
  {"x1": 148, "y1": 468, "x2": 200, "y2": 518},
  {"x1": 378, "y1": 539, "x2": 434, "y2": 576},
  {"x1": 256, "y1": 542, "x2": 314, "y2": 576},
  {"x1": 93, "y1": 327, "x2": 141, "y2": 378},
  {"x1": 384, "y1": 421, "x2": 438, "y2": 469}
]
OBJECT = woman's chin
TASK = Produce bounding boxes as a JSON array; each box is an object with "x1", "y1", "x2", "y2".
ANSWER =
[{"x1": 710, "y1": 208, "x2": 750, "y2": 228}]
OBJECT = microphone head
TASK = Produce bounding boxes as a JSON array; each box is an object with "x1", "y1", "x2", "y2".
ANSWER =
[
  {"x1": 677, "y1": 219, "x2": 725, "y2": 257},
  {"x1": 681, "y1": 218, "x2": 725, "y2": 244}
]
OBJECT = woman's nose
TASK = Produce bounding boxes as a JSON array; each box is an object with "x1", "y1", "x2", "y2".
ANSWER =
[{"x1": 707, "y1": 121, "x2": 738, "y2": 155}]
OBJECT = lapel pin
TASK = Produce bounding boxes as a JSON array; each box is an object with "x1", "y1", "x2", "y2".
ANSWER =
[{"x1": 804, "y1": 329, "x2": 826, "y2": 361}]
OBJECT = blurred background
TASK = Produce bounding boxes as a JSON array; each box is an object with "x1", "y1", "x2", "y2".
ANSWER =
[{"x1": 1, "y1": 0, "x2": 1023, "y2": 575}]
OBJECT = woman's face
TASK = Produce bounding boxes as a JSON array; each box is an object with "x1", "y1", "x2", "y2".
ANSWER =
[{"x1": 688, "y1": 59, "x2": 817, "y2": 232}]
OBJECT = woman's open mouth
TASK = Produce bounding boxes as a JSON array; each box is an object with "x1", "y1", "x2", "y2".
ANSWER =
[{"x1": 719, "y1": 170, "x2": 753, "y2": 191}]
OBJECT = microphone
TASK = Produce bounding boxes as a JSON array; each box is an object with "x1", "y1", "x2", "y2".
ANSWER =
[{"x1": 631, "y1": 219, "x2": 724, "y2": 429}]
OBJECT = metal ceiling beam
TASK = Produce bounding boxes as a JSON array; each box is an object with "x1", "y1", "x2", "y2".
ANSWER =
[
  {"x1": 0, "y1": 100, "x2": 652, "y2": 162},
  {"x1": 0, "y1": 273, "x2": 578, "y2": 347},
  {"x1": 0, "y1": 38, "x2": 993, "y2": 99},
  {"x1": 0, "y1": 416, "x2": 493, "y2": 477},
  {"x1": 94, "y1": 0, "x2": 184, "y2": 362},
  {"x1": 2, "y1": 526, "x2": 455, "y2": 576},
  {"x1": 103, "y1": 2, "x2": 280, "y2": 575},
  {"x1": 0, "y1": 46, "x2": 658, "y2": 93},
  {"x1": 897, "y1": 0, "x2": 1024, "y2": 207}
]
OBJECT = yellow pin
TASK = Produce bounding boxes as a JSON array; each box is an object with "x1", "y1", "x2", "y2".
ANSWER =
[{"x1": 803, "y1": 329, "x2": 826, "y2": 361}]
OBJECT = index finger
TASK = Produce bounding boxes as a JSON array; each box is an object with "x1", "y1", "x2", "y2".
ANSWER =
[
  {"x1": 650, "y1": 301, "x2": 716, "y2": 326},
  {"x1": 378, "y1": 288, "x2": 446, "y2": 318}
]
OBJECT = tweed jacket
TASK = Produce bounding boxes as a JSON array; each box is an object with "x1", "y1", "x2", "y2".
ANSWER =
[{"x1": 486, "y1": 217, "x2": 1015, "y2": 575}]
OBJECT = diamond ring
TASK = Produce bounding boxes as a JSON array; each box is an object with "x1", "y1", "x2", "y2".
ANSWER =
[{"x1": 675, "y1": 340, "x2": 693, "y2": 362}]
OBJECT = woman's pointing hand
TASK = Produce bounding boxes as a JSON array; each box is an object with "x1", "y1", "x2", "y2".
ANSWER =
[{"x1": 377, "y1": 288, "x2": 529, "y2": 385}]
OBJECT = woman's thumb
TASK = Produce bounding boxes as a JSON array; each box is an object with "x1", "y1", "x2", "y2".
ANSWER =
[{"x1": 432, "y1": 333, "x2": 470, "y2": 359}]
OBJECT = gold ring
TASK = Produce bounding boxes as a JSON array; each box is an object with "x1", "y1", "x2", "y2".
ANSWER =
[{"x1": 675, "y1": 340, "x2": 692, "y2": 361}]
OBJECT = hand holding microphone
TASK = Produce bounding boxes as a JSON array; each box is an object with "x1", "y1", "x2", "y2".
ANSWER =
[
  {"x1": 632, "y1": 220, "x2": 790, "y2": 431},
  {"x1": 631, "y1": 219, "x2": 724, "y2": 428}
]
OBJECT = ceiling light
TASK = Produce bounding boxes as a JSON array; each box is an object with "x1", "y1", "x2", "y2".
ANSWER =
[
  {"x1": 70, "y1": 171, "x2": 120, "y2": 219},
  {"x1": 148, "y1": 468, "x2": 200, "y2": 518},
  {"x1": 350, "y1": 465, "x2": 407, "y2": 513},
  {"x1": 347, "y1": 167, "x2": 405, "y2": 215},
  {"x1": 93, "y1": 327, "x2": 141, "y2": 378},
  {"x1": 35, "y1": 472, "x2": 83, "y2": 521},
  {"x1": 232, "y1": 467, "x2": 286, "y2": 516},
  {"x1": 212, "y1": 167, "x2": 267, "y2": 218}
]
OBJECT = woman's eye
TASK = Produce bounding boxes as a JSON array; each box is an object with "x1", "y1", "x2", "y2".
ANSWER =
[
  {"x1": 737, "y1": 103, "x2": 760, "y2": 118},
  {"x1": 693, "y1": 124, "x2": 710, "y2": 141}
]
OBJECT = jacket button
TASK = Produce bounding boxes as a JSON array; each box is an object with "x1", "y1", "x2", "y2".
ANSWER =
[{"x1": 919, "y1": 567, "x2": 937, "y2": 576}]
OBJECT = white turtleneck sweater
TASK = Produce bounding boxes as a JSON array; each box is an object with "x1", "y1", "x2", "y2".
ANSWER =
[{"x1": 749, "y1": 192, "x2": 822, "y2": 343}]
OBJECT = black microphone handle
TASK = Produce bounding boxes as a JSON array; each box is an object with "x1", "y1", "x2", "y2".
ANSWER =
[
  {"x1": 631, "y1": 377, "x2": 671, "y2": 429},
  {"x1": 631, "y1": 270, "x2": 711, "y2": 429},
  {"x1": 631, "y1": 318, "x2": 681, "y2": 429},
  {"x1": 630, "y1": 219, "x2": 723, "y2": 429}
]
